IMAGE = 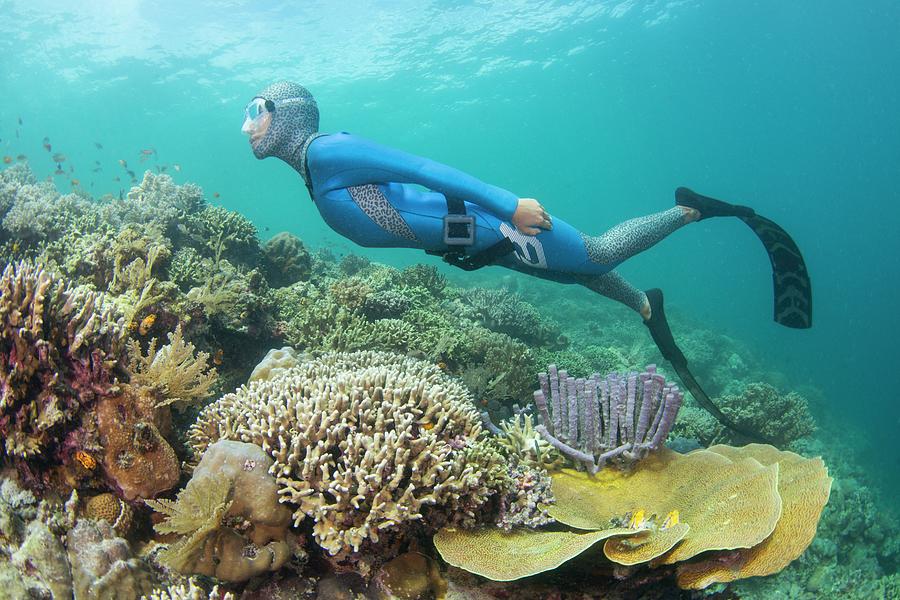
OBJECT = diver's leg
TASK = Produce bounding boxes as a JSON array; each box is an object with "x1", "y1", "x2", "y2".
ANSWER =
[
  {"x1": 580, "y1": 206, "x2": 697, "y2": 267},
  {"x1": 576, "y1": 270, "x2": 650, "y2": 319}
]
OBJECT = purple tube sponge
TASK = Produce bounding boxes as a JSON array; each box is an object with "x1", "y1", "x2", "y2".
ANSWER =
[{"x1": 532, "y1": 362, "x2": 684, "y2": 472}]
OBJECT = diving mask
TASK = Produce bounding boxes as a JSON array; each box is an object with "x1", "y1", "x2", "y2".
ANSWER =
[{"x1": 242, "y1": 97, "x2": 273, "y2": 134}]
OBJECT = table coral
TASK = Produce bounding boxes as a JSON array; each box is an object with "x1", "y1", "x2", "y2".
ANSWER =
[{"x1": 189, "y1": 351, "x2": 507, "y2": 555}]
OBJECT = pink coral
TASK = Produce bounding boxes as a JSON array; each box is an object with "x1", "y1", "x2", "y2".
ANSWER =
[{"x1": 0, "y1": 261, "x2": 126, "y2": 490}]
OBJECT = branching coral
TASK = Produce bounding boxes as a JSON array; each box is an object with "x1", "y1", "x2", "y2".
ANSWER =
[
  {"x1": 459, "y1": 287, "x2": 564, "y2": 348},
  {"x1": 0, "y1": 262, "x2": 125, "y2": 482},
  {"x1": 128, "y1": 324, "x2": 218, "y2": 410},
  {"x1": 189, "y1": 351, "x2": 506, "y2": 555}
]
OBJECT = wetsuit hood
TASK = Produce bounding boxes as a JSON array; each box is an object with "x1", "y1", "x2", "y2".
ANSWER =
[{"x1": 250, "y1": 81, "x2": 319, "y2": 180}]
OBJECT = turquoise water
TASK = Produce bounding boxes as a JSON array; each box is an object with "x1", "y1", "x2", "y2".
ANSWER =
[{"x1": 1, "y1": 0, "x2": 898, "y2": 497}]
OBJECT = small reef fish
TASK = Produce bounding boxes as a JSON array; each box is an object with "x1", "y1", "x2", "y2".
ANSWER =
[
  {"x1": 212, "y1": 348, "x2": 224, "y2": 366},
  {"x1": 16, "y1": 154, "x2": 26, "y2": 161},
  {"x1": 138, "y1": 313, "x2": 156, "y2": 335},
  {"x1": 139, "y1": 148, "x2": 157, "y2": 162},
  {"x1": 54, "y1": 168, "x2": 65, "y2": 175},
  {"x1": 173, "y1": 163, "x2": 181, "y2": 172},
  {"x1": 94, "y1": 141, "x2": 103, "y2": 150},
  {"x1": 113, "y1": 176, "x2": 121, "y2": 182},
  {"x1": 213, "y1": 192, "x2": 220, "y2": 198},
  {"x1": 2, "y1": 156, "x2": 11, "y2": 164},
  {"x1": 155, "y1": 165, "x2": 167, "y2": 173},
  {"x1": 70, "y1": 179, "x2": 79, "y2": 187},
  {"x1": 126, "y1": 169, "x2": 135, "y2": 179},
  {"x1": 42, "y1": 137, "x2": 51, "y2": 151},
  {"x1": 118, "y1": 159, "x2": 127, "y2": 168},
  {"x1": 92, "y1": 167, "x2": 102, "y2": 173},
  {"x1": 52, "y1": 153, "x2": 66, "y2": 163},
  {"x1": 17, "y1": 116, "x2": 22, "y2": 125}
]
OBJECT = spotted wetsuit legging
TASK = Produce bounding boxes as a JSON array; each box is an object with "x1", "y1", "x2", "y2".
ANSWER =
[{"x1": 305, "y1": 133, "x2": 686, "y2": 313}]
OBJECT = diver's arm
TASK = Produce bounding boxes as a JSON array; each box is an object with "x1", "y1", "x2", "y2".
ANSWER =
[{"x1": 311, "y1": 133, "x2": 520, "y2": 221}]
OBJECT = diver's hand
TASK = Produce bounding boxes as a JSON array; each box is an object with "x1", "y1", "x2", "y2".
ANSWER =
[{"x1": 512, "y1": 198, "x2": 553, "y2": 236}]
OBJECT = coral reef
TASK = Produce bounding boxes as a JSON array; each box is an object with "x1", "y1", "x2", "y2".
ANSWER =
[
  {"x1": 262, "y1": 231, "x2": 311, "y2": 287},
  {"x1": 533, "y1": 364, "x2": 683, "y2": 472},
  {"x1": 672, "y1": 382, "x2": 815, "y2": 447},
  {"x1": 246, "y1": 346, "x2": 304, "y2": 384},
  {"x1": 84, "y1": 492, "x2": 134, "y2": 535},
  {"x1": 142, "y1": 580, "x2": 235, "y2": 600},
  {"x1": 189, "y1": 351, "x2": 506, "y2": 555},
  {"x1": 146, "y1": 440, "x2": 294, "y2": 582},
  {"x1": 0, "y1": 261, "x2": 126, "y2": 488},
  {"x1": 96, "y1": 385, "x2": 180, "y2": 500},
  {"x1": 68, "y1": 517, "x2": 155, "y2": 599},
  {"x1": 437, "y1": 444, "x2": 830, "y2": 590},
  {"x1": 127, "y1": 324, "x2": 218, "y2": 410}
]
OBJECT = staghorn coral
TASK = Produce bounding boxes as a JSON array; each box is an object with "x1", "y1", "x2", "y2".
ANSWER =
[
  {"x1": 189, "y1": 351, "x2": 507, "y2": 555},
  {"x1": 262, "y1": 231, "x2": 311, "y2": 287},
  {"x1": 0, "y1": 262, "x2": 126, "y2": 485},
  {"x1": 147, "y1": 440, "x2": 293, "y2": 582},
  {"x1": 3, "y1": 182, "x2": 92, "y2": 243},
  {"x1": 127, "y1": 324, "x2": 218, "y2": 410}
]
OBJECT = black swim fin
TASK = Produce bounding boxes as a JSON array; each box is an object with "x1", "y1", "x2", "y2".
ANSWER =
[
  {"x1": 643, "y1": 288, "x2": 775, "y2": 444},
  {"x1": 676, "y1": 187, "x2": 812, "y2": 329},
  {"x1": 675, "y1": 187, "x2": 756, "y2": 220}
]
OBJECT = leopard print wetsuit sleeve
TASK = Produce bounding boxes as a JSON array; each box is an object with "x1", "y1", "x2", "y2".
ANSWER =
[{"x1": 347, "y1": 184, "x2": 417, "y2": 241}]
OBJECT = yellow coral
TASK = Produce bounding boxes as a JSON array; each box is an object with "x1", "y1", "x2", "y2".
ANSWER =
[
  {"x1": 676, "y1": 444, "x2": 832, "y2": 590},
  {"x1": 433, "y1": 526, "x2": 639, "y2": 581},
  {"x1": 549, "y1": 448, "x2": 782, "y2": 564},
  {"x1": 127, "y1": 324, "x2": 217, "y2": 409}
]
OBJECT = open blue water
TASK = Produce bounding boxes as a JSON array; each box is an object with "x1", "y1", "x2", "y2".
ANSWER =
[{"x1": 1, "y1": 0, "x2": 898, "y2": 493}]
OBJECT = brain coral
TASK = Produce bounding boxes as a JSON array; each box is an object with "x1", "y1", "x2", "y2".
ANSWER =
[{"x1": 189, "y1": 351, "x2": 504, "y2": 554}]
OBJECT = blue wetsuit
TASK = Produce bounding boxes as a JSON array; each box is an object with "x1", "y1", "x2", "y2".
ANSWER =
[{"x1": 249, "y1": 81, "x2": 687, "y2": 314}]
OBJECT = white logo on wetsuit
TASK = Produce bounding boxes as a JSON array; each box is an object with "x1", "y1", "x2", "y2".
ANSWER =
[{"x1": 499, "y1": 222, "x2": 547, "y2": 269}]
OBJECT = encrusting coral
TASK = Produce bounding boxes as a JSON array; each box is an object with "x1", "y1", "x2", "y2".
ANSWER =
[
  {"x1": 146, "y1": 440, "x2": 294, "y2": 582},
  {"x1": 189, "y1": 351, "x2": 508, "y2": 555}
]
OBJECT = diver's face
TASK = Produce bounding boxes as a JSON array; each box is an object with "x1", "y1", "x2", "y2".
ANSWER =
[
  {"x1": 246, "y1": 112, "x2": 271, "y2": 148},
  {"x1": 241, "y1": 98, "x2": 273, "y2": 150}
]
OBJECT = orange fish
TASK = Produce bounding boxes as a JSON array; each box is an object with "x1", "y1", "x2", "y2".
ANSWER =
[
  {"x1": 2, "y1": 156, "x2": 12, "y2": 164},
  {"x1": 74, "y1": 450, "x2": 97, "y2": 470},
  {"x1": 138, "y1": 313, "x2": 157, "y2": 335},
  {"x1": 212, "y1": 348, "x2": 224, "y2": 366}
]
